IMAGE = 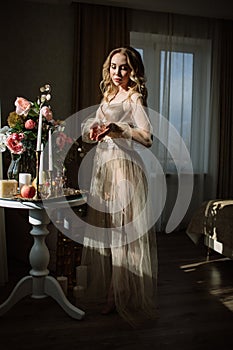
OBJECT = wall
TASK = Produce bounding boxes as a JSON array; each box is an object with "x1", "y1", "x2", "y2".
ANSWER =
[
  {"x1": 0, "y1": 1, "x2": 75, "y2": 265},
  {"x1": 0, "y1": 1, "x2": 75, "y2": 124}
]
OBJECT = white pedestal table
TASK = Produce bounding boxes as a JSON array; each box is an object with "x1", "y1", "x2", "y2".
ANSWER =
[{"x1": 0, "y1": 195, "x2": 86, "y2": 320}]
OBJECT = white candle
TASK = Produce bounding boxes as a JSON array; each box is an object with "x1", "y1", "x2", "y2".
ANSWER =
[
  {"x1": 73, "y1": 285, "x2": 85, "y2": 299},
  {"x1": 76, "y1": 265, "x2": 87, "y2": 289},
  {"x1": 19, "y1": 173, "x2": 31, "y2": 190},
  {"x1": 36, "y1": 109, "x2": 43, "y2": 151},
  {"x1": 48, "y1": 128, "x2": 53, "y2": 171},
  {"x1": 39, "y1": 144, "x2": 44, "y2": 185},
  {"x1": 57, "y1": 276, "x2": 68, "y2": 295}
]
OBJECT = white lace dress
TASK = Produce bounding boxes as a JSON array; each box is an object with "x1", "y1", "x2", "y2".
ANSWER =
[{"x1": 80, "y1": 96, "x2": 158, "y2": 324}]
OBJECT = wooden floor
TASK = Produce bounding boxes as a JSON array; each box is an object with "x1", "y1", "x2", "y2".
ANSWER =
[{"x1": 1, "y1": 231, "x2": 233, "y2": 350}]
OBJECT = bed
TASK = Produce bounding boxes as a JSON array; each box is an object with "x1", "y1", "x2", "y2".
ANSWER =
[{"x1": 186, "y1": 199, "x2": 233, "y2": 259}]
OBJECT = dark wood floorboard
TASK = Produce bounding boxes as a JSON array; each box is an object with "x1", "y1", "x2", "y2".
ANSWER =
[{"x1": 1, "y1": 231, "x2": 233, "y2": 350}]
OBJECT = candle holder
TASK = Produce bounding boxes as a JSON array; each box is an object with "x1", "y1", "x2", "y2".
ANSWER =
[
  {"x1": 54, "y1": 170, "x2": 65, "y2": 197},
  {"x1": 47, "y1": 170, "x2": 53, "y2": 197}
]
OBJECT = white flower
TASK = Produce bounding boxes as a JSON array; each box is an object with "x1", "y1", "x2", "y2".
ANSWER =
[
  {"x1": 0, "y1": 133, "x2": 7, "y2": 152},
  {"x1": 0, "y1": 126, "x2": 10, "y2": 134}
]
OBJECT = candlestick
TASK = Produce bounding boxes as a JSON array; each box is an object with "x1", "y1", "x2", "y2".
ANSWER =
[
  {"x1": 36, "y1": 109, "x2": 43, "y2": 152},
  {"x1": 46, "y1": 170, "x2": 53, "y2": 198},
  {"x1": 48, "y1": 128, "x2": 53, "y2": 171},
  {"x1": 39, "y1": 144, "x2": 44, "y2": 185},
  {"x1": 35, "y1": 150, "x2": 41, "y2": 199}
]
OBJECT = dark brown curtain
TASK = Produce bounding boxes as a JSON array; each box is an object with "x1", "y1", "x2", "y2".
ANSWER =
[
  {"x1": 217, "y1": 20, "x2": 233, "y2": 198},
  {"x1": 71, "y1": 3, "x2": 130, "y2": 112},
  {"x1": 67, "y1": 3, "x2": 129, "y2": 188}
]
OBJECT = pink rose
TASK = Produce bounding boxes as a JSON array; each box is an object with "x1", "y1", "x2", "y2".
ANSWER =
[
  {"x1": 55, "y1": 132, "x2": 72, "y2": 150},
  {"x1": 11, "y1": 132, "x2": 24, "y2": 141},
  {"x1": 66, "y1": 136, "x2": 73, "y2": 144},
  {"x1": 56, "y1": 132, "x2": 66, "y2": 150},
  {"x1": 18, "y1": 132, "x2": 24, "y2": 140},
  {"x1": 6, "y1": 133, "x2": 25, "y2": 154},
  {"x1": 41, "y1": 106, "x2": 53, "y2": 121},
  {"x1": 15, "y1": 97, "x2": 31, "y2": 116},
  {"x1": 25, "y1": 119, "x2": 36, "y2": 130}
]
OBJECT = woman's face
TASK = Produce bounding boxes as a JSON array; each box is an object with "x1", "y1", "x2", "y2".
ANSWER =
[{"x1": 109, "y1": 53, "x2": 131, "y2": 89}]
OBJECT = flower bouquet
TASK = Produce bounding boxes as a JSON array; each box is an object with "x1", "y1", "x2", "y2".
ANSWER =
[{"x1": 0, "y1": 84, "x2": 71, "y2": 182}]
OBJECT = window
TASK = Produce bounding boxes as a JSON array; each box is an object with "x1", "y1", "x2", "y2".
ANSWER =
[{"x1": 130, "y1": 32, "x2": 211, "y2": 174}]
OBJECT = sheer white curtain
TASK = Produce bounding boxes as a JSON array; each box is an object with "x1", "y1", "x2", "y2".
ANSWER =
[
  {"x1": 130, "y1": 20, "x2": 220, "y2": 231},
  {"x1": 0, "y1": 105, "x2": 8, "y2": 285}
]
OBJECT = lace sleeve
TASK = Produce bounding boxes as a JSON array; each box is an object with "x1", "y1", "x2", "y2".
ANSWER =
[
  {"x1": 81, "y1": 118, "x2": 97, "y2": 144},
  {"x1": 128, "y1": 94, "x2": 153, "y2": 147},
  {"x1": 131, "y1": 95, "x2": 152, "y2": 134}
]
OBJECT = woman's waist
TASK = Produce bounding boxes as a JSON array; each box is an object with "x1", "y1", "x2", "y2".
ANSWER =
[
  {"x1": 98, "y1": 136, "x2": 118, "y2": 149},
  {"x1": 98, "y1": 136, "x2": 145, "y2": 152}
]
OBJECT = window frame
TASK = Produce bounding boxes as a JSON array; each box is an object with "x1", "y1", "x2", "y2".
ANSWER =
[{"x1": 130, "y1": 31, "x2": 212, "y2": 173}]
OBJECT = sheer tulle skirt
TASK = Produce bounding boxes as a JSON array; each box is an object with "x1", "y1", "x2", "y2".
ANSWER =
[{"x1": 80, "y1": 140, "x2": 158, "y2": 324}]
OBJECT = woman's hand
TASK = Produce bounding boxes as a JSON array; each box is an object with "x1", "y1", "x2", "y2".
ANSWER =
[
  {"x1": 89, "y1": 121, "x2": 107, "y2": 141},
  {"x1": 95, "y1": 123, "x2": 124, "y2": 141},
  {"x1": 90, "y1": 125, "x2": 100, "y2": 141}
]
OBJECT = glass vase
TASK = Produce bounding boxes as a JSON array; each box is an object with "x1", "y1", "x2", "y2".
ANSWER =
[
  {"x1": 7, "y1": 153, "x2": 22, "y2": 181},
  {"x1": 21, "y1": 151, "x2": 37, "y2": 181}
]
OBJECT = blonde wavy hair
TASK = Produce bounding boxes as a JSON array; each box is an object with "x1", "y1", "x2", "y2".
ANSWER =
[{"x1": 100, "y1": 46, "x2": 148, "y2": 106}]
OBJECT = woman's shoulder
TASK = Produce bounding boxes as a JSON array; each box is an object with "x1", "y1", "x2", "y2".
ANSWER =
[{"x1": 129, "y1": 91, "x2": 143, "y2": 104}]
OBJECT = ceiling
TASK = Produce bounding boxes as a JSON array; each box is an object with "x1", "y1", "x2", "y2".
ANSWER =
[
  {"x1": 71, "y1": 0, "x2": 233, "y2": 20},
  {"x1": 26, "y1": 0, "x2": 233, "y2": 20}
]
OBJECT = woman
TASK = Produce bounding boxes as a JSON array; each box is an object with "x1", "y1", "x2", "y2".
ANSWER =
[{"x1": 81, "y1": 46, "x2": 158, "y2": 325}]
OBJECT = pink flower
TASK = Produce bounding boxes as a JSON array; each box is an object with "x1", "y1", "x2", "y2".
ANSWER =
[
  {"x1": 6, "y1": 133, "x2": 25, "y2": 154},
  {"x1": 66, "y1": 136, "x2": 73, "y2": 144},
  {"x1": 41, "y1": 106, "x2": 53, "y2": 121},
  {"x1": 25, "y1": 119, "x2": 36, "y2": 130},
  {"x1": 56, "y1": 132, "x2": 72, "y2": 150},
  {"x1": 18, "y1": 133, "x2": 24, "y2": 140},
  {"x1": 15, "y1": 97, "x2": 31, "y2": 116},
  {"x1": 11, "y1": 132, "x2": 24, "y2": 141},
  {"x1": 56, "y1": 132, "x2": 67, "y2": 150}
]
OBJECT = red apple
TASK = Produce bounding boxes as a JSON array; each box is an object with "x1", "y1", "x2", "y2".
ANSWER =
[{"x1": 20, "y1": 184, "x2": 36, "y2": 199}]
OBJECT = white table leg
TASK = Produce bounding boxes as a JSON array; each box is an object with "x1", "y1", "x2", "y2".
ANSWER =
[
  {"x1": 45, "y1": 276, "x2": 85, "y2": 320},
  {"x1": 29, "y1": 208, "x2": 50, "y2": 298},
  {"x1": 0, "y1": 207, "x2": 85, "y2": 320},
  {"x1": 0, "y1": 276, "x2": 32, "y2": 315}
]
